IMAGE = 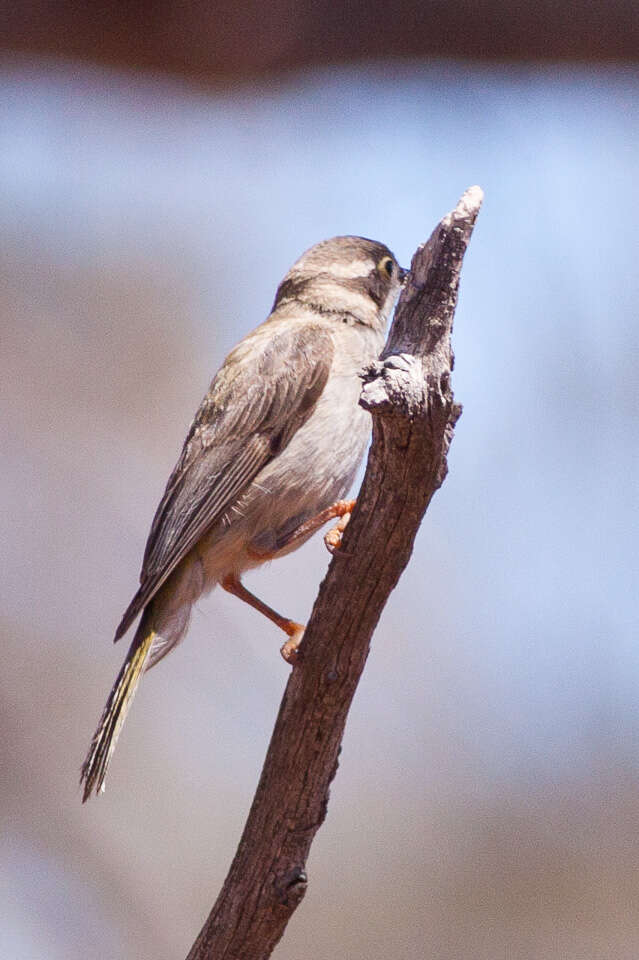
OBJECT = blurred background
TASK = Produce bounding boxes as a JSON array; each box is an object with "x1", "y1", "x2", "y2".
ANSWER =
[{"x1": 2, "y1": 5, "x2": 639, "y2": 959}]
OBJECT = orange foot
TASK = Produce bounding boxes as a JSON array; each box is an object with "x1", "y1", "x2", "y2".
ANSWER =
[
  {"x1": 324, "y1": 507, "x2": 353, "y2": 553},
  {"x1": 280, "y1": 621, "x2": 305, "y2": 663}
]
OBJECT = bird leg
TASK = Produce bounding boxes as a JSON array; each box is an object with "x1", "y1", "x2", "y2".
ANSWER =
[
  {"x1": 221, "y1": 574, "x2": 305, "y2": 663},
  {"x1": 292, "y1": 498, "x2": 355, "y2": 553},
  {"x1": 232, "y1": 500, "x2": 355, "y2": 662},
  {"x1": 248, "y1": 499, "x2": 356, "y2": 561}
]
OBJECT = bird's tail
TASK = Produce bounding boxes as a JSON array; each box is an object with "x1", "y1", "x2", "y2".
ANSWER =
[{"x1": 80, "y1": 624, "x2": 155, "y2": 802}]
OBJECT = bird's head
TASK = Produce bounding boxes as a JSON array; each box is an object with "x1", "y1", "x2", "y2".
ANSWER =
[{"x1": 272, "y1": 236, "x2": 407, "y2": 332}]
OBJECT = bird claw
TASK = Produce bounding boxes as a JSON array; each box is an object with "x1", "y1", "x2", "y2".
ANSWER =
[
  {"x1": 280, "y1": 623, "x2": 305, "y2": 664},
  {"x1": 324, "y1": 511, "x2": 352, "y2": 553}
]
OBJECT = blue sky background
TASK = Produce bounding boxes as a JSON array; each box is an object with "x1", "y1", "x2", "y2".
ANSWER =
[{"x1": 2, "y1": 55, "x2": 638, "y2": 959}]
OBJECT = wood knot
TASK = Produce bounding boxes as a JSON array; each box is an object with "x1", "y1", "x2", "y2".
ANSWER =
[
  {"x1": 359, "y1": 353, "x2": 424, "y2": 417},
  {"x1": 275, "y1": 866, "x2": 308, "y2": 906}
]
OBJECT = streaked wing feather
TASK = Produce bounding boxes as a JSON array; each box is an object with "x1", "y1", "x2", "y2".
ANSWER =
[
  {"x1": 114, "y1": 322, "x2": 333, "y2": 641},
  {"x1": 143, "y1": 435, "x2": 269, "y2": 575}
]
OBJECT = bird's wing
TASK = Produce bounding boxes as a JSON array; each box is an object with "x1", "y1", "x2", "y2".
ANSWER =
[{"x1": 114, "y1": 321, "x2": 334, "y2": 640}]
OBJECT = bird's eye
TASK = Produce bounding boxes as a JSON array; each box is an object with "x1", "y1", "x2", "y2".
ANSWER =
[{"x1": 378, "y1": 256, "x2": 394, "y2": 278}]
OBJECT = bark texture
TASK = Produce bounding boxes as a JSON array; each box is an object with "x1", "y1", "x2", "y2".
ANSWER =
[{"x1": 186, "y1": 185, "x2": 483, "y2": 960}]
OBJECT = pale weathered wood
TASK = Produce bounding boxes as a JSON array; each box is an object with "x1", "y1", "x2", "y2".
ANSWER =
[{"x1": 186, "y1": 185, "x2": 484, "y2": 960}]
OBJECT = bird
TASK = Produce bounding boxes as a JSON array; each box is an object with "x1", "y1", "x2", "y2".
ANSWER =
[{"x1": 80, "y1": 235, "x2": 407, "y2": 801}]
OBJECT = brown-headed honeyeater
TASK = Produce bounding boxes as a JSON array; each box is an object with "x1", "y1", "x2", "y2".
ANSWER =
[{"x1": 81, "y1": 236, "x2": 406, "y2": 800}]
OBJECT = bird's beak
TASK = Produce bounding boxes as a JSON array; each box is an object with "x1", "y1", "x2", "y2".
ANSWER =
[{"x1": 398, "y1": 266, "x2": 409, "y2": 284}]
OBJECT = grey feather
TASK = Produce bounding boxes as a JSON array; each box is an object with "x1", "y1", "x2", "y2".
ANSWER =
[
  {"x1": 82, "y1": 235, "x2": 406, "y2": 801},
  {"x1": 114, "y1": 323, "x2": 334, "y2": 640}
]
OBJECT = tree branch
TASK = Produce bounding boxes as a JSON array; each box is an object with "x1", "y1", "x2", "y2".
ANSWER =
[{"x1": 186, "y1": 185, "x2": 484, "y2": 960}]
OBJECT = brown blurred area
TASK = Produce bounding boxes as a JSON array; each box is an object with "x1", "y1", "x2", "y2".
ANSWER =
[{"x1": 3, "y1": 0, "x2": 639, "y2": 80}]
